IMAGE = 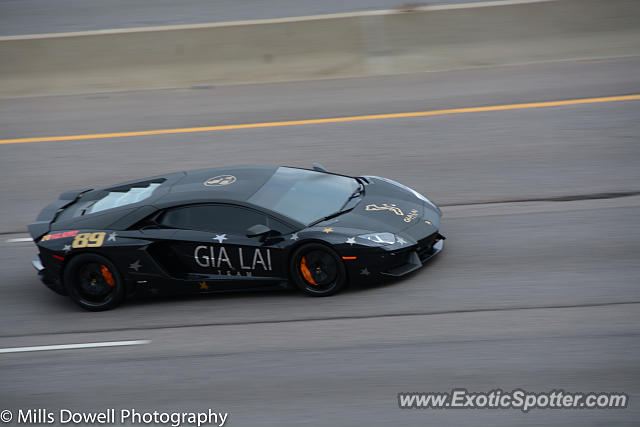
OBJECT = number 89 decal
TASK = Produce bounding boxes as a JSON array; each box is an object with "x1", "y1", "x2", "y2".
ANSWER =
[{"x1": 72, "y1": 232, "x2": 106, "y2": 248}]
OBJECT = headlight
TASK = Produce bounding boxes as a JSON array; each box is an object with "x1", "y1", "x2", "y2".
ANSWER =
[{"x1": 358, "y1": 232, "x2": 397, "y2": 245}]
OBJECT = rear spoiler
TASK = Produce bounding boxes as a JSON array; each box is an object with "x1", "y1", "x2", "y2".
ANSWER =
[{"x1": 28, "y1": 188, "x2": 92, "y2": 240}]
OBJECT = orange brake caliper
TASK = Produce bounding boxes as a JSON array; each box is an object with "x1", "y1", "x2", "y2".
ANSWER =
[
  {"x1": 100, "y1": 265, "x2": 115, "y2": 287},
  {"x1": 300, "y1": 256, "x2": 318, "y2": 286}
]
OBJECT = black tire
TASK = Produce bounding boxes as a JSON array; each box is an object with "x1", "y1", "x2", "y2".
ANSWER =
[
  {"x1": 63, "y1": 253, "x2": 126, "y2": 311},
  {"x1": 290, "y1": 243, "x2": 347, "y2": 296}
]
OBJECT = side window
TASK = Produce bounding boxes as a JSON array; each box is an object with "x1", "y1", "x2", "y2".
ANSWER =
[{"x1": 159, "y1": 205, "x2": 268, "y2": 234}]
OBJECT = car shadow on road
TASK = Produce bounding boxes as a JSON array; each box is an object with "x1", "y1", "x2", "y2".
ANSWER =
[
  {"x1": 91, "y1": 252, "x2": 446, "y2": 310},
  {"x1": 346, "y1": 252, "x2": 445, "y2": 294}
]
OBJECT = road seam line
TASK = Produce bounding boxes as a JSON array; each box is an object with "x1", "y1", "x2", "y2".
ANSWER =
[
  {"x1": 4, "y1": 191, "x2": 640, "y2": 240},
  {"x1": 1, "y1": 301, "x2": 637, "y2": 339}
]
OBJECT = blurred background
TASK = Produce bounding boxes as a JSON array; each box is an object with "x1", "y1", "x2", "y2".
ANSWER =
[{"x1": 1, "y1": 0, "x2": 639, "y2": 425}]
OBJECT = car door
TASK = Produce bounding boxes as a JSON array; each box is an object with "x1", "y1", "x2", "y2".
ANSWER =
[{"x1": 156, "y1": 203, "x2": 291, "y2": 284}]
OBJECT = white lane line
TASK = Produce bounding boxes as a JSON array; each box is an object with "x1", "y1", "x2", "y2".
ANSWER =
[
  {"x1": 6, "y1": 237, "x2": 32, "y2": 243},
  {"x1": 0, "y1": 0, "x2": 552, "y2": 40},
  {"x1": 0, "y1": 340, "x2": 151, "y2": 354}
]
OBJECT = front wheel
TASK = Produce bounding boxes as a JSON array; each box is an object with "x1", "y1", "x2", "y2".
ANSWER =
[
  {"x1": 63, "y1": 253, "x2": 126, "y2": 311},
  {"x1": 290, "y1": 243, "x2": 347, "y2": 296}
]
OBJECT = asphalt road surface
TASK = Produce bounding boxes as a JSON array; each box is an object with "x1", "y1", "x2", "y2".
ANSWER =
[
  {"x1": 0, "y1": 0, "x2": 500, "y2": 36},
  {"x1": 1, "y1": 57, "x2": 639, "y2": 426}
]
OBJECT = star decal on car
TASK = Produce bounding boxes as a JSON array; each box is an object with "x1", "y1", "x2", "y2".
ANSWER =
[
  {"x1": 129, "y1": 260, "x2": 142, "y2": 271},
  {"x1": 107, "y1": 232, "x2": 118, "y2": 241},
  {"x1": 213, "y1": 234, "x2": 227, "y2": 244},
  {"x1": 346, "y1": 237, "x2": 356, "y2": 245},
  {"x1": 322, "y1": 227, "x2": 334, "y2": 234}
]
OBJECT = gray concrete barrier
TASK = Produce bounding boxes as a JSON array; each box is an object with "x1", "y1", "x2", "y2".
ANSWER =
[{"x1": 1, "y1": 0, "x2": 639, "y2": 96}]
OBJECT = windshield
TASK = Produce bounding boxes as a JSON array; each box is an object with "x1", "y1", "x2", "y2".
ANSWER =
[{"x1": 248, "y1": 167, "x2": 360, "y2": 225}]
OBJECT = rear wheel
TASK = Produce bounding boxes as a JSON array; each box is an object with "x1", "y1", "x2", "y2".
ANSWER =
[
  {"x1": 63, "y1": 253, "x2": 125, "y2": 311},
  {"x1": 290, "y1": 243, "x2": 346, "y2": 296}
]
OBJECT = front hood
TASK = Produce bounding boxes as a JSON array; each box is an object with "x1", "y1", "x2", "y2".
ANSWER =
[{"x1": 320, "y1": 177, "x2": 440, "y2": 235}]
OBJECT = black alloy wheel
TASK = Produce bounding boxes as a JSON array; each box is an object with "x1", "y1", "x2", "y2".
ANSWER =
[
  {"x1": 290, "y1": 243, "x2": 347, "y2": 296},
  {"x1": 63, "y1": 253, "x2": 126, "y2": 311}
]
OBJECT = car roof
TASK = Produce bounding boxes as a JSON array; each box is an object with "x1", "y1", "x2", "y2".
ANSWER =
[
  {"x1": 49, "y1": 166, "x2": 326, "y2": 232},
  {"x1": 154, "y1": 165, "x2": 280, "y2": 206}
]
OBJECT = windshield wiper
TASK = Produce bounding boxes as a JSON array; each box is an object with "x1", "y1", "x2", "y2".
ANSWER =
[
  {"x1": 309, "y1": 208, "x2": 352, "y2": 226},
  {"x1": 310, "y1": 182, "x2": 365, "y2": 226},
  {"x1": 341, "y1": 180, "x2": 365, "y2": 207},
  {"x1": 309, "y1": 179, "x2": 366, "y2": 227}
]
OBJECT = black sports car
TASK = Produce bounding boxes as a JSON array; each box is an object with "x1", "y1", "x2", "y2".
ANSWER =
[{"x1": 30, "y1": 165, "x2": 444, "y2": 310}]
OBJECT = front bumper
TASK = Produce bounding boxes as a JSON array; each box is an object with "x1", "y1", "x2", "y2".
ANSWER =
[
  {"x1": 381, "y1": 238, "x2": 444, "y2": 277},
  {"x1": 344, "y1": 232, "x2": 445, "y2": 283}
]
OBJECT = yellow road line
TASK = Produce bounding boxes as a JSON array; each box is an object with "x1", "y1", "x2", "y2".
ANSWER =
[{"x1": 2, "y1": 94, "x2": 639, "y2": 145}]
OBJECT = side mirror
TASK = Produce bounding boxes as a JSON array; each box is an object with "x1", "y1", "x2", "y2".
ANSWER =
[
  {"x1": 312, "y1": 162, "x2": 327, "y2": 172},
  {"x1": 246, "y1": 224, "x2": 273, "y2": 238}
]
